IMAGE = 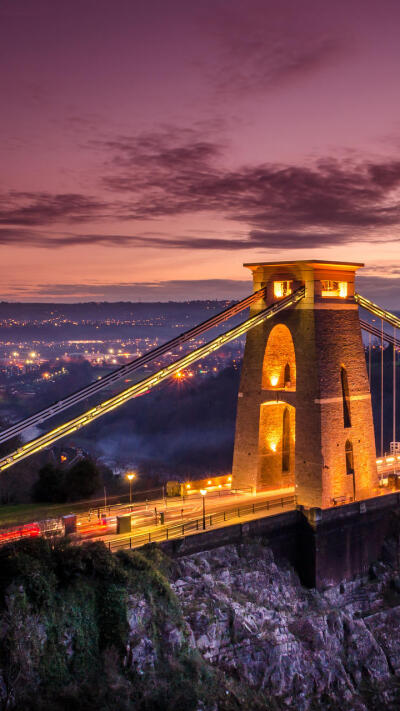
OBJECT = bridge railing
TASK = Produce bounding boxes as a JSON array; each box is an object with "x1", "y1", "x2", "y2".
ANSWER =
[
  {"x1": 106, "y1": 493, "x2": 296, "y2": 552},
  {"x1": 89, "y1": 486, "x2": 251, "y2": 519}
]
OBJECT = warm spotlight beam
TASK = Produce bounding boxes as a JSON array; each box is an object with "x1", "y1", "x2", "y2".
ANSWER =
[
  {"x1": 355, "y1": 293, "x2": 400, "y2": 330},
  {"x1": 0, "y1": 287, "x2": 305, "y2": 472},
  {"x1": 0, "y1": 286, "x2": 269, "y2": 445}
]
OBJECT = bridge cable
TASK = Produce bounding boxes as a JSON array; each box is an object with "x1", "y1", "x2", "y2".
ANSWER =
[
  {"x1": 0, "y1": 286, "x2": 305, "y2": 472},
  {"x1": 368, "y1": 332, "x2": 372, "y2": 385},
  {"x1": 394, "y1": 326, "x2": 397, "y2": 456},
  {"x1": 0, "y1": 286, "x2": 269, "y2": 446},
  {"x1": 381, "y1": 318, "x2": 384, "y2": 457},
  {"x1": 355, "y1": 293, "x2": 400, "y2": 330}
]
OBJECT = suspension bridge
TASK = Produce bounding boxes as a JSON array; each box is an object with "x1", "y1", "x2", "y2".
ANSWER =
[{"x1": 0, "y1": 259, "x2": 399, "y2": 509}]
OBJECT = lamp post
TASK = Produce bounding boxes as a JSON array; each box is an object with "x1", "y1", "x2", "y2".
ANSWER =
[
  {"x1": 127, "y1": 472, "x2": 136, "y2": 506},
  {"x1": 200, "y1": 489, "x2": 207, "y2": 530}
]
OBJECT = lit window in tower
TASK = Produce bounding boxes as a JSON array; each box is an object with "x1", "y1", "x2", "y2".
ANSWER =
[
  {"x1": 273, "y1": 280, "x2": 292, "y2": 298},
  {"x1": 321, "y1": 280, "x2": 348, "y2": 298}
]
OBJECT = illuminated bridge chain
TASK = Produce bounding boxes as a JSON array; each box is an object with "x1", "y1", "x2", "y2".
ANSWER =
[
  {"x1": 0, "y1": 287, "x2": 305, "y2": 472},
  {"x1": 355, "y1": 293, "x2": 400, "y2": 330},
  {"x1": 0, "y1": 286, "x2": 270, "y2": 446},
  {"x1": 360, "y1": 320, "x2": 399, "y2": 346}
]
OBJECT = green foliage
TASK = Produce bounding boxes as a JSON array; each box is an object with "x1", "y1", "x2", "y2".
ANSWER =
[
  {"x1": 0, "y1": 538, "x2": 232, "y2": 711},
  {"x1": 0, "y1": 537, "x2": 56, "y2": 608},
  {"x1": 97, "y1": 582, "x2": 128, "y2": 652},
  {"x1": 53, "y1": 540, "x2": 128, "y2": 585},
  {"x1": 64, "y1": 458, "x2": 101, "y2": 501},
  {"x1": 32, "y1": 457, "x2": 102, "y2": 504},
  {"x1": 32, "y1": 463, "x2": 65, "y2": 503}
]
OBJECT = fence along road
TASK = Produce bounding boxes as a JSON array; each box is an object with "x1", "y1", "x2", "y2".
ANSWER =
[{"x1": 106, "y1": 493, "x2": 296, "y2": 552}]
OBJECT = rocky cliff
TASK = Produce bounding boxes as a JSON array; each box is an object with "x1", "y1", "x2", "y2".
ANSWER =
[{"x1": 2, "y1": 526, "x2": 400, "y2": 710}]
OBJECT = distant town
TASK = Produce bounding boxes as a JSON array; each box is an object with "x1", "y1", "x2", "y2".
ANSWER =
[{"x1": 0, "y1": 301, "x2": 244, "y2": 482}]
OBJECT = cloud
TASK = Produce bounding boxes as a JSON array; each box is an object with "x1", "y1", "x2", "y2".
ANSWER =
[
  {"x1": 2, "y1": 127, "x2": 400, "y2": 253},
  {"x1": 0, "y1": 227, "x2": 355, "y2": 251},
  {"x1": 196, "y1": 0, "x2": 348, "y2": 98},
  {"x1": 0, "y1": 228, "x2": 143, "y2": 248},
  {"x1": 5, "y1": 279, "x2": 251, "y2": 302},
  {"x1": 101, "y1": 129, "x2": 400, "y2": 244},
  {"x1": 212, "y1": 34, "x2": 345, "y2": 98},
  {"x1": 0, "y1": 192, "x2": 110, "y2": 226},
  {"x1": 356, "y1": 275, "x2": 400, "y2": 310},
  {"x1": 4, "y1": 274, "x2": 400, "y2": 308}
]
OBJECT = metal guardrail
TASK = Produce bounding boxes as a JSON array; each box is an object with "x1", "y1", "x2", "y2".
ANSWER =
[{"x1": 107, "y1": 494, "x2": 296, "y2": 552}]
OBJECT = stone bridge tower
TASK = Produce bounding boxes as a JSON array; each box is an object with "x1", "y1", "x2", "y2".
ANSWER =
[{"x1": 231, "y1": 260, "x2": 379, "y2": 509}]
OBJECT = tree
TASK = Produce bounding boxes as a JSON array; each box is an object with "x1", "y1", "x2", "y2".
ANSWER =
[
  {"x1": 32, "y1": 464, "x2": 65, "y2": 503},
  {"x1": 64, "y1": 458, "x2": 101, "y2": 501}
]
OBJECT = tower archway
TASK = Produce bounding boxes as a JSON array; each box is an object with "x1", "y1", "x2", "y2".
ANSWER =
[
  {"x1": 258, "y1": 401, "x2": 295, "y2": 489},
  {"x1": 262, "y1": 323, "x2": 296, "y2": 390}
]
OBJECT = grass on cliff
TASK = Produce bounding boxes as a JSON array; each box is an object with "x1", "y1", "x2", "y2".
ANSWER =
[{"x1": 0, "y1": 537, "x2": 224, "y2": 711}]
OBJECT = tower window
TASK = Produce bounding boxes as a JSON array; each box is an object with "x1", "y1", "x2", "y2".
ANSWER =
[
  {"x1": 274, "y1": 280, "x2": 292, "y2": 299},
  {"x1": 284, "y1": 362, "x2": 291, "y2": 386},
  {"x1": 341, "y1": 367, "x2": 351, "y2": 429},
  {"x1": 282, "y1": 407, "x2": 290, "y2": 472},
  {"x1": 321, "y1": 280, "x2": 347, "y2": 298},
  {"x1": 345, "y1": 440, "x2": 354, "y2": 475}
]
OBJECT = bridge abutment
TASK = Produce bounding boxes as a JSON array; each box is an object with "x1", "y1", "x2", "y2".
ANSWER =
[{"x1": 160, "y1": 493, "x2": 400, "y2": 591}]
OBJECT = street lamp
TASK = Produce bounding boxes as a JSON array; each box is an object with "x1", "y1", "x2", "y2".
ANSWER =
[
  {"x1": 127, "y1": 472, "x2": 136, "y2": 505},
  {"x1": 200, "y1": 489, "x2": 207, "y2": 530}
]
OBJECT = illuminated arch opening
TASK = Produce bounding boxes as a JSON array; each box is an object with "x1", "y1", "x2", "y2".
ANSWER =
[
  {"x1": 262, "y1": 324, "x2": 296, "y2": 391},
  {"x1": 341, "y1": 366, "x2": 351, "y2": 428},
  {"x1": 258, "y1": 401, "x2": 295, "y2": 489}
]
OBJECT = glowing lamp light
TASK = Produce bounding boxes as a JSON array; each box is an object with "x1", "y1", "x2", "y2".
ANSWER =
[
  {"x1": 127, "y1": 472, "x2": 136, "y2": 481},
  {"x1": 218, "y1": 484, "x2": 222, "y2": 489},
  {"x1": 186, "y1": 483, "x2": 191, "y2": 489},
  {"x1": 274, "y1": 281, "x2": 283, "y2": 298},
  {"x1": 339, "y1": 282, "x2": 348, "y2": 298},
  {"x1": 273, "y1": 280, "x2": 292, "y2": 299},
  {"x1": 207, "y1": 479, "x2": 212, "y2": 485},
  {"x1": 270, "y1": 442, "x2": 277, "y2": 452},
  {"x1": 270, "y1": 375, "x2": 279, "y2": 387},
  {"x1": 227, "y1": 476, "x2": 232, "y2": 482},
  {"x1": 200, "y1": 489, "x2": 207, "y2": 496}
]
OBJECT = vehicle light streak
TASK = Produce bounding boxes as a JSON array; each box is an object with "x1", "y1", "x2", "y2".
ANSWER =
[{"x1": 0, "y1": 287, "x2": 305, "y2": 471}]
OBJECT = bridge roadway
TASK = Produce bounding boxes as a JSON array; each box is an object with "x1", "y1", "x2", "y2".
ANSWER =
[{"x1": 75, "y1": 487, "x2": 297, "y2": 551}]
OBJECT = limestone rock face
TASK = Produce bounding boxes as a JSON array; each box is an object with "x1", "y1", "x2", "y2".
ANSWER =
[{"x1": 165, "y1": 542, "x2": 400, "y2": 710}]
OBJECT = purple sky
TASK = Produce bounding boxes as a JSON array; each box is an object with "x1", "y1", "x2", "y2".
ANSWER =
[{"x1": 1, "y1": 0, "x2": 400, "y2": 304}]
